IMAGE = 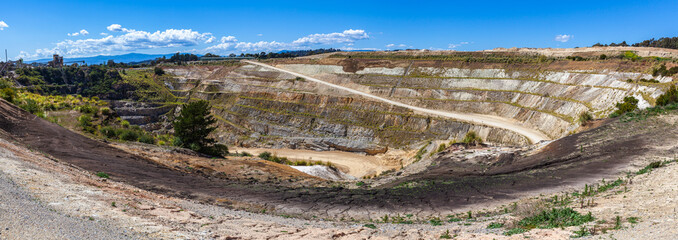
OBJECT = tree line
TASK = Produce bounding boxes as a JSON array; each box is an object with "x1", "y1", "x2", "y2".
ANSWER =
[{"x1": 592, "y1": 37, "x2": 678, "y2": 50}]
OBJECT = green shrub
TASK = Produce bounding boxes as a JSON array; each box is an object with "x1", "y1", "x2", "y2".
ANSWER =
[
  {"x1": 639, "y1": 78, "x2": 659, "y2": 83},
  {"x1": 239, "y1": 151, "x2": 253, "y2": 157},
  {"x1": 0, "y1": 88, "x2": 17, "y2": 103},
  {"x1": 121, "y1": 120, "x2": 130, "y2": 128},
  {"x1": 572, "y1": 226, "x2": 591, "y2": 238},
  {"x1": 628, "y1": 217, "x2": 639, "y2": 224},
  {"x1": 612, "y1": 96, "x2": 638, "y2": 116},
  {"x1": 440, "y1": 230, "x2": 452, "y2": 239},
  {"x1": 138, "y1": 134, "x2": 155, "y2": 144},
  {"x1": 20, "y1": 98, "x2": 42, "y2": 114},
  {"x1": 78, "y1": 114, "x2": 95, "y2": 133},
  {"x1": 96, "y1": 172, "x2": 110, "y2": 179},
  {"x1": 292, "y1": 160, "x2": 309, "y2": 166},
  {"x1": 0, "y1": 78, "x2": 13, "y2": 89},
  {"x1": 503, "y1": 228, "x2": 527, "y2": 236},
  {"x1": 488, "y1": 222, "x2": 504, "y2": 229},
  {"x1": 118, "y1": 129, "x2": 139, "y2": 141},
  {"x1": 154, "y1": 67, "x2": 165, "y2": 76},
  {"x1": 79, "y1": 104, "x2": 98, "y2": 114},
  {"x1": 171, "y1": 137, "x2": 183, "y2": 146},
  {"x1": 462, "y1": 131, "x2": 483, "y2": 146},
  {"x1": 258, "y1": 151, "x2": 272, "y2": 160},
  {"x1": 622, "y1": 51, "x2": 641, "y2": 61},
  {"x1": 100, "y1": 107, "x2": 111, "y2": 116},
  {"x1": 652, "y1": 64, "x2": 678, "y2": 77},
  {"x1": 657, "y1": 85, "x2": 678, "y2": 106},
  {"x1": 100, "y1": 126, "x2": 117, "y2": 138},
  {"x1": 566, "y1": 56, "x2": 586, "y2": 61},
  {"x1": 436, "y1": 143, "x2": 447, "y2": 153},
  {"x1": 363, "y1": 223, "x2": 376, "y2": 229},
  {"x1": 429, "y1": 217, "x2": 443, "y2": 226},
  {"x1": 578, "y1": 112, "x2": 593, "y2": 125},
  {"x1": 414, "y1": 141, "x2": 430, "y2": 161},
  {"x1": 517, "y1": 208, "x2": 594, "y2": 229},
  {"x1": 636, "y1": 161, "x2": 663, "y2": 175}
]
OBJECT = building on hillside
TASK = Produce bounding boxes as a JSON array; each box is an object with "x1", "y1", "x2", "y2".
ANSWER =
[{"x1": 48, "y1": 54, "x2": 63, "y2": 67}]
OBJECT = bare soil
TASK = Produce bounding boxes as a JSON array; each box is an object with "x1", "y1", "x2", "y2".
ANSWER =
[
  {"x1": 0, "y1": 97, "x2": 669, "y2": 220},
  {"x1": 230, "y1": 147, "x2": 399, "y2": 178}
]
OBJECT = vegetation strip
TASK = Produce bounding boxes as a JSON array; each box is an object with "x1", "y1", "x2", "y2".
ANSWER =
[
  {"x1": 358, "y1": 73, "x2": 629, "y2": 91},
  {"x1": 397, "y1": 97, "x2": 574, "y2": 123},
  {"x1": 363, "y1": 84, "x2": 593, "y2": 109}
]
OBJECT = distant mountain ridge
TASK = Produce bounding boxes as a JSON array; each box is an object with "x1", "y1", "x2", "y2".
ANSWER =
[
  {"x1": 24, "y1": 49, "x2": 371, "y2": 65},
  {"x1": 26, "y1": 53, "x2": 176, "y2": 65}
]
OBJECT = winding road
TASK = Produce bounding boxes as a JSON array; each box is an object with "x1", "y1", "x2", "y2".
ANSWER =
[{"x1": 244, "y1": 60, "x2": 550, "y2": 143}]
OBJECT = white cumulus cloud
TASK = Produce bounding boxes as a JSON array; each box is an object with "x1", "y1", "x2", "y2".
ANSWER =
[
  {"x1": 19, "y1": 26, "x2": 371, "y2": 60},
  {"x1": 107, "y1": 24, "x2": 131, "y2": 32},
  {"x1": 68, "y1": 29, "x2": 89, "y2": 37},
  {"x1": 292, "y1": 29, "x2": 368, "y2": 45},
  {"x1": 448, "y1": 42, "x2": 470, "y2": 49},
  {"x1": 386, "y1": 43, "x2": 408, "y2": 49},
  {"x1": 206, "y1": 29, "x2": 370, "y2": 53},
  {"x1": 221, "y1": 36, "x2": 237, "y2": 43},
  {"x1": 0, "y1": 21, "x2": 8, "y2": 30},
  {"x1": 19, "y1": 26, "x2": 214, "y2": 60},
  {"x1": 555, "y1": 34, "x2": 572, "y2": 43}
]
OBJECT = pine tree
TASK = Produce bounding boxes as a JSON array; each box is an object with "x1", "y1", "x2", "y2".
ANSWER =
[{"x1": 173, "y1": 100, "x2": 228, "y2": 156}]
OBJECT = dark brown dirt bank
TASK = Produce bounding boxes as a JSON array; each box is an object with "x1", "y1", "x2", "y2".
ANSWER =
[{"x1": 0, "y1": 99, "x2": 663, "y2": 219}]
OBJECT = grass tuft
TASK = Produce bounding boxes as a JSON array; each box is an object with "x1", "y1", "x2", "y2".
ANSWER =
[{"x1": 95, "y1": 172, "x2": 110, "y2": 179}]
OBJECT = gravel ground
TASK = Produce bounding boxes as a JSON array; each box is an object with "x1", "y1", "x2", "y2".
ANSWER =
[
  {"x1": 0, "y1": 172, "x2": 139, "y2": 240},
  {"x1": 2, "y1": 113, "x2": 678, "y2": 239}
]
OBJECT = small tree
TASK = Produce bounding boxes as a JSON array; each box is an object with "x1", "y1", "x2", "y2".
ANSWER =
[{"x1": 173, "y1": 100, "x2": 228, "y2": 156}]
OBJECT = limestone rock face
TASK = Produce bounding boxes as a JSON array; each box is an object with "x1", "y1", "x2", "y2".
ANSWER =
[
  {"x1": 109, "y1": 101, "x2": 174, "y2": 127},
  {"x1": 159, "y1": 60, "x2": 665, "y2": 153}
]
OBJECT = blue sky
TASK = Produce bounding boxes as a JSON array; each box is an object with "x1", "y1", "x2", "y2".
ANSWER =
[{"x1": 1, "y1": 0, "x2": 677, "y2": 60}]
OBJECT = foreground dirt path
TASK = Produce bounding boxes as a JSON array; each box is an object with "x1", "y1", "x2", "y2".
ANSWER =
[
  {"x1": 244, "y1": 60, "x2": 550, "y2": 143},
  {"x1": 231, "y1": 147, "x2": 396, "y2": 178}
]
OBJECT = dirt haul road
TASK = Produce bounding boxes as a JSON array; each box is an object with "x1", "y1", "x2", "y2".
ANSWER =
[{"x1": 244, "y1": 60, "x2": 550, "y2": 143}]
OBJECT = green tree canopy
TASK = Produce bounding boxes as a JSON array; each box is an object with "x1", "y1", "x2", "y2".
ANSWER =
[
  {"x1": 613, "y1": 96, "x2": 639, "y2": 116},
  {"x1": 173, "y1": 100, "x2": 227, "y2": 156}
]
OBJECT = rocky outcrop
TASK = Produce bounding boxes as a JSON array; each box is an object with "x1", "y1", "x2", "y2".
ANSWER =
[
  {"x1": 275, "y1": 63, "x2": 665, "y2": 138},
  {"x1": 162, "y1": 65, "x2": 531, "y2": 153},
  {"x1": 109, "y1": 101, "x2": 174, "y2": 127},
  {"x1": 161, "y1": 59, "x2": 666, "y2": 153}
]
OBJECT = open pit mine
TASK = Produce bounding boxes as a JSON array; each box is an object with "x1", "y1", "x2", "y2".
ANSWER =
[{"x1": 2, "y1": 47, "x2": 678, "y2": 239}]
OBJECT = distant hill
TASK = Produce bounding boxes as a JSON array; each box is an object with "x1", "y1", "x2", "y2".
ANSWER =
[{"x1": 26, "y1": 53, "x2": 175, "y2": 65}]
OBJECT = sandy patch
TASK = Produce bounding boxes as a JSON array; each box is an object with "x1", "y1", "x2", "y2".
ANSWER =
[{"x1": 232, "y1": 147, "x2": 398, "y2": 178}]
